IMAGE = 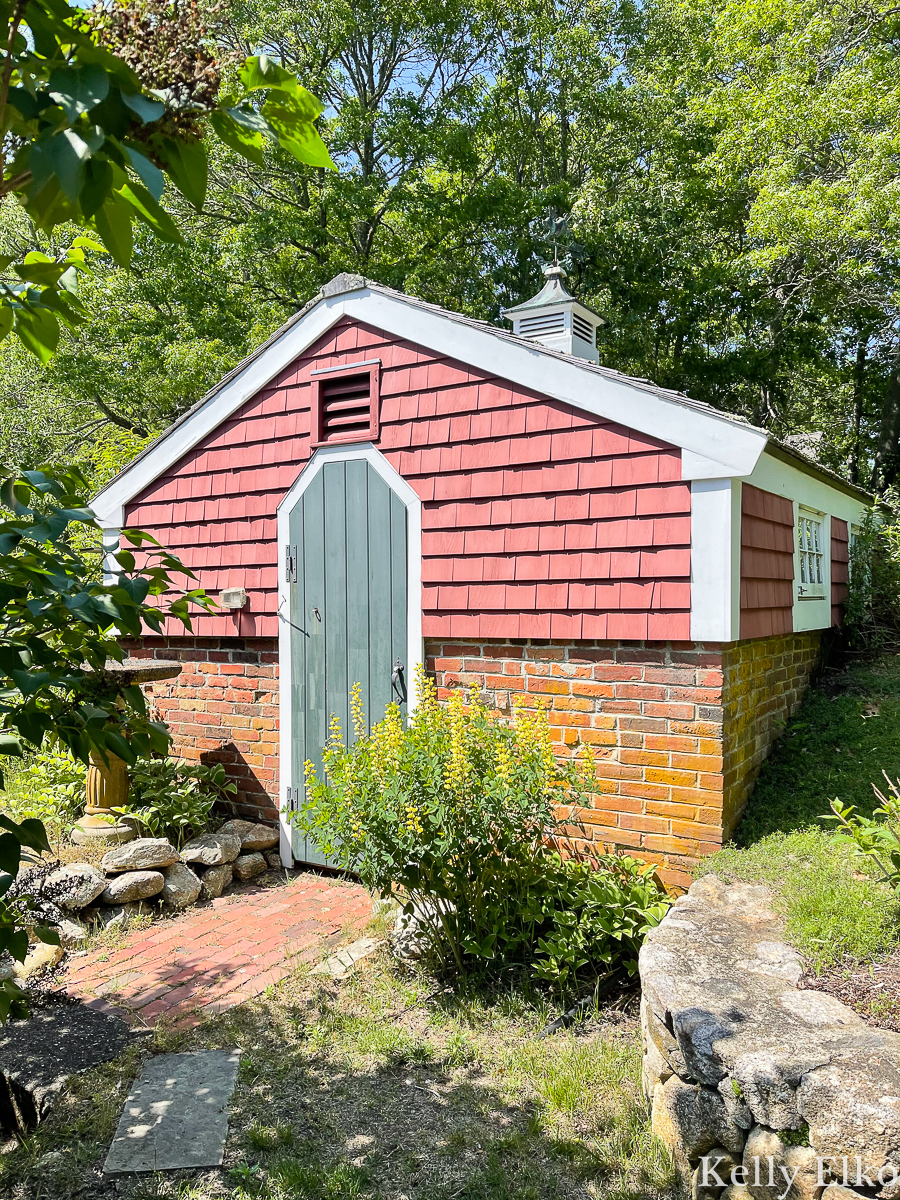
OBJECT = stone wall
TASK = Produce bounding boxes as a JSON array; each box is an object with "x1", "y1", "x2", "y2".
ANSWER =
[
  {"x1": 720, "y1": 633, "x2": 821, "y2": 840},
  {"x1": 640, "y1": 875, "x2": 900, "y2": 1199},
  {"x1": 122, "y1": 637, "x2": 278, "y2": 825}
]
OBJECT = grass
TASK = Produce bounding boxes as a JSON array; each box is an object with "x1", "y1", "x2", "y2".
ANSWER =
[
  {"x1": 731, "y1": 653, "x2": 900, "y2": 843},
  {"x1": 700, "y1": 652, "x2": 900, "y2": 971},
  {"x1": 0, "y1": 946, "x2": 677, "y2": 1200}
]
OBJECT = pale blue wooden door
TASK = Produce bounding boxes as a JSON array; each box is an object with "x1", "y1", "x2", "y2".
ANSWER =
[{"x1": 288, "y1": 460, "x2": 408, "y2": 865}]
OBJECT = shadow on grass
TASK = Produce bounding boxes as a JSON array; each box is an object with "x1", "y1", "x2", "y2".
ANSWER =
[
  {"x1": 0, "y1": 961, "x2": 676, "y2": 1200},
  {"x1": 733, "y1": 653, "x2": 900, "y2": 846},
  {"x1": 701, "y1": 654, "x2": 900, "y2": 971}
]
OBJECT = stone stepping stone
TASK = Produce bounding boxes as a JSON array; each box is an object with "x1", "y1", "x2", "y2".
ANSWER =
[
  {"x1": 310, "y1": 936, "x2": 382, "y2": 980},
  {"x1": 104, "y1": 1048, "x2": 240, "y2": 1174}
]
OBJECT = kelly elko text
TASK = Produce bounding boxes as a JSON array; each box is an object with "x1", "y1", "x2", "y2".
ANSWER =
[{"x1": 700, "y1": 1153, "x2": 899, "y2": 1199}]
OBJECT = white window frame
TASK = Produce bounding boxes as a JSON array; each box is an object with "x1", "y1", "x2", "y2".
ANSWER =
[{"x1": 797, "y1": 506, "x2": 826, "y2": 599}]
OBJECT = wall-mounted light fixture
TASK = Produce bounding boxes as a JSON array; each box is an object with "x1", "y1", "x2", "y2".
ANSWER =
[{"x1": 219, "y1": 587, "x2": 248, "y2": 610}]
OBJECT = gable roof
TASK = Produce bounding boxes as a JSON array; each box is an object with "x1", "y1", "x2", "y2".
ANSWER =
[{"x1": 91, "y1": 273, "x2": 867, "y2": 526}]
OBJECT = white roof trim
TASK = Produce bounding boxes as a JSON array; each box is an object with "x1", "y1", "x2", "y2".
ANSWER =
[{"x1": 93, "y1": 281, "x2": 770, "y2": 526}]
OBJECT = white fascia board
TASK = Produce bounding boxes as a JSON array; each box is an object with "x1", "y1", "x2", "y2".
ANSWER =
[
  {"x1": 345, "y1": 291, "x2": 767, "y2": 476},
  {"x1": 91, "y1": 297, "x2": 350, "y2": 526},
  {"x1": 276, "y1": 443, "x2": 423, "y2": 867},
  {"x1": 690, "y1": 479, "x2": 742, "y2": 642},
  {"x1": 746, "y1": 450, "x2": 868, "y2": 526},
  {"x1": 92, "y1": 285, "x2": 770, "y2": 525}
]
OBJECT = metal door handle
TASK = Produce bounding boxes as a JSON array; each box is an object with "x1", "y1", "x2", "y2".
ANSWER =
[{"x1": 391, "y1": 659, "x2": 407, "y2": 702}]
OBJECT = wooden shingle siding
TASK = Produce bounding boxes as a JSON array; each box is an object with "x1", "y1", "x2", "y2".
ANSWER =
[
  {"x1": 831, "y1": 516, "x2": 849, "y2": 627},
  {"x1": 739, "y1": 483, "x2": 795, "y2": 640},
  {"x1": 126, "y1": 317, "x2": 691, "y2": 641}
]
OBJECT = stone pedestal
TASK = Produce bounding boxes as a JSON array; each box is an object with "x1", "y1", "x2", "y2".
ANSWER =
[
  {"x1": 70, "y1": 659, "x2": 182, "y2": 845},
  {"x1": 71, "y1": 751, "x2": 135, "y2": 844}
]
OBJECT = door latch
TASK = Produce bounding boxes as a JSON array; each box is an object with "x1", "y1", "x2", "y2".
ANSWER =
[
  {"x1": 391, "y1": 658, "x2": 407, "y2": 703},
  {"x1": 285, "y1": 543, "x2": 298, "y2": 583}
]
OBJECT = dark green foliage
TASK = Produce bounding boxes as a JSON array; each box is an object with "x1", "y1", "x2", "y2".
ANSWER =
[
  {"x1": 0, "y1": 465, "x2": 204, "y2": 766},
  {"x1": 1, "y1": 0, "x2": 331, "y2": 362},
  {"x1": 844, "y1": 508, "x2": 900, "y2": 650},
  {"x1": 0, "y1": 812, "x2": 56, "y2": 1021},
  {"x1": 0, "y1": 463, "x2": 210, "y2": 1018},
  {"x1": 117, "y1": 757, "x2": 237, "y2": 847}
]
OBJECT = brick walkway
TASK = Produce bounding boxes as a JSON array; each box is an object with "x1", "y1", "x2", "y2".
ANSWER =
[{"x1": 64, "y1": 873, "x2": 371, "y2": 1028}]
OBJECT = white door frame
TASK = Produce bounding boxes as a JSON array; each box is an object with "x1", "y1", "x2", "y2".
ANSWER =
[{"x1": 275, "y1": 443, "x2": 423, "y2": 865}]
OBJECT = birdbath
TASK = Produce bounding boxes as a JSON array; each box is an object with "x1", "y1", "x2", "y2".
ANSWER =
[{"x1": 70, "y1": 659, "x2": 183, "y2": 846}]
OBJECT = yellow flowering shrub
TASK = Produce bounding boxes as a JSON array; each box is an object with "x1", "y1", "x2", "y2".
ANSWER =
[{"x1": 293, "y1": 668, "x2": 669, "y2": 985}]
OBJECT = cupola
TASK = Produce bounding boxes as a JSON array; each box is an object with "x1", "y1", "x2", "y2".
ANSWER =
[{"x1": 502, "y1": 263, "x2": 606, "y2": 364}]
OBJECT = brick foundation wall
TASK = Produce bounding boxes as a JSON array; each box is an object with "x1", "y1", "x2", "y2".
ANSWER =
[
  {"x1": 426, "y1": 638, "x2": 726, "y2": 889},
  {"x1": 720, "y1": 631, "x2": 821, "y2": 839},
  {"x1": 122, "y1": 637, "x2": 279, "y2": 825},
  {"x1": 427, "y1": 634, "x2": 822, "y2": 888},
  {"x1": 122, "y1": 630, "x2": 821, "y2": 886}
]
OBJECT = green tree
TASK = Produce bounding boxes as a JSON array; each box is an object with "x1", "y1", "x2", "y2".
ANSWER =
[
  {"x1": 1, "y1": 0, "x2": 333, "y2": 361},
  {"x1": 0, "y1": 464, "x2": 209, "y2": 1015},
  {"x1": 603, "y1": 0, "x2": 900, "y2": 488}
]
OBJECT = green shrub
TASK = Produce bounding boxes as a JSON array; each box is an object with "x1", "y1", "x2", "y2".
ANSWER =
[
  {"x1": 533, "y1": 855, "x2": 671, "y2": 987},
  {"x1": 294, "y1": 671, "x2": 670, "y2": 987},
  {"x1": 827, "y1": 773, "x2": 900, "y2": 888},
  {"x1": 116, "y1": 758, "x2": 236, "y2": 847},
  {"x1": 844, "y1": 506, "x2": 900, "y2": 649},
  {"x1": 3, "y1": 746, "x2": 87, "y2": 832}
]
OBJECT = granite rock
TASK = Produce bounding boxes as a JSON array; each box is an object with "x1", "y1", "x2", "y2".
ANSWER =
[
  {"x1": 43, "y1": 864, "x2": 106, "y2": 911},
  {"x1": 180, "y1": 831, "x2": 241, "y2": 867},
  {"x1": 161, "y1": 862, "x2": 201, "y2": 909},
  {"x1": 199, "y1": 863, "x2": 232, "y2": 900},
  {"x1": 219, "y1": 820, "x2": 279, "y2": 852},
  {"x1": 651, "y1": 1074, "x2": 746, "y2": 1169},
  {"x1": 13, "y1": 942, "x2": 64, "y2": 978},
  {"x1": 232, "y1": 852, "x2": 266, "y2": 881},
  {"x1": 102, "y1": 870, "x2": 164, "y2": 904},
  {"x1": 101, "y1": 839, "x2": 178, "y2": 873},
  {"x1": 55, "y1": 917, "x2": 89, "y2": 949},
  {"x1": 743, "y1": 1125, "x2": 822, "y2": 1200}
]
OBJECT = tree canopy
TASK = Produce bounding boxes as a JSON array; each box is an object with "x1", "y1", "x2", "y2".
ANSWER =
[{"x1": 2, "y1": 0, "x2": 899, "y2": 491}]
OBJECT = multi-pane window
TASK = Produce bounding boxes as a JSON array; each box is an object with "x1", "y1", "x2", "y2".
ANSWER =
[{"x1": 797, "y1": 508, "x2": 826, "y2": 598}]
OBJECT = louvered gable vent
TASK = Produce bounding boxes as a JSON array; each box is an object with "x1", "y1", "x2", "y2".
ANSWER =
[{"x1": 312, "y1": 360, "x2": 380, "y2": 446}]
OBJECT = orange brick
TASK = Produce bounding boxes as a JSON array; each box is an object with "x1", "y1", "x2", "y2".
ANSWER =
[
  {"x1": 646, "y1": 799, "x2": 698, "y2": 821},
  {"x1": 643, "y1": 833, "x2": 698, "y2": 856},
  {"x1": 644, "y1": 767, "x2": 698, "y2": 788},
  {"x1": 526, "y1": 678, "x2": 571, "y2": 695},
  {"x1": 571, "y1": 681, "x2": 616, "y2": 699},
  {"x1": 619, "y1": 748, "x2": 669, "y2": 768},
  {"x1": 672, "y1": 753, "x2": 724, "y2": 772},
  {"x1": 646, "y1": 734, "x2": 697, "y2": 754},
  {"x1": 618, "y1": 813, "x2": 669, "y2": 835}
]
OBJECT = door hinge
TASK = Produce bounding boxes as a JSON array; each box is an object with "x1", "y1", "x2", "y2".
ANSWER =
[
  {"x1": 286, "y1": 785, "x2": 299, "y2": 808},
  {"x1": 284, "y1": 543, "x2": 298, "y2": 583}
]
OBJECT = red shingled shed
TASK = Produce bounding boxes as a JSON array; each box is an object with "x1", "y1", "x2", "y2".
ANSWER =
[{"x1": 93, "y1": 271, "x2": 868, "y2": 885}]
